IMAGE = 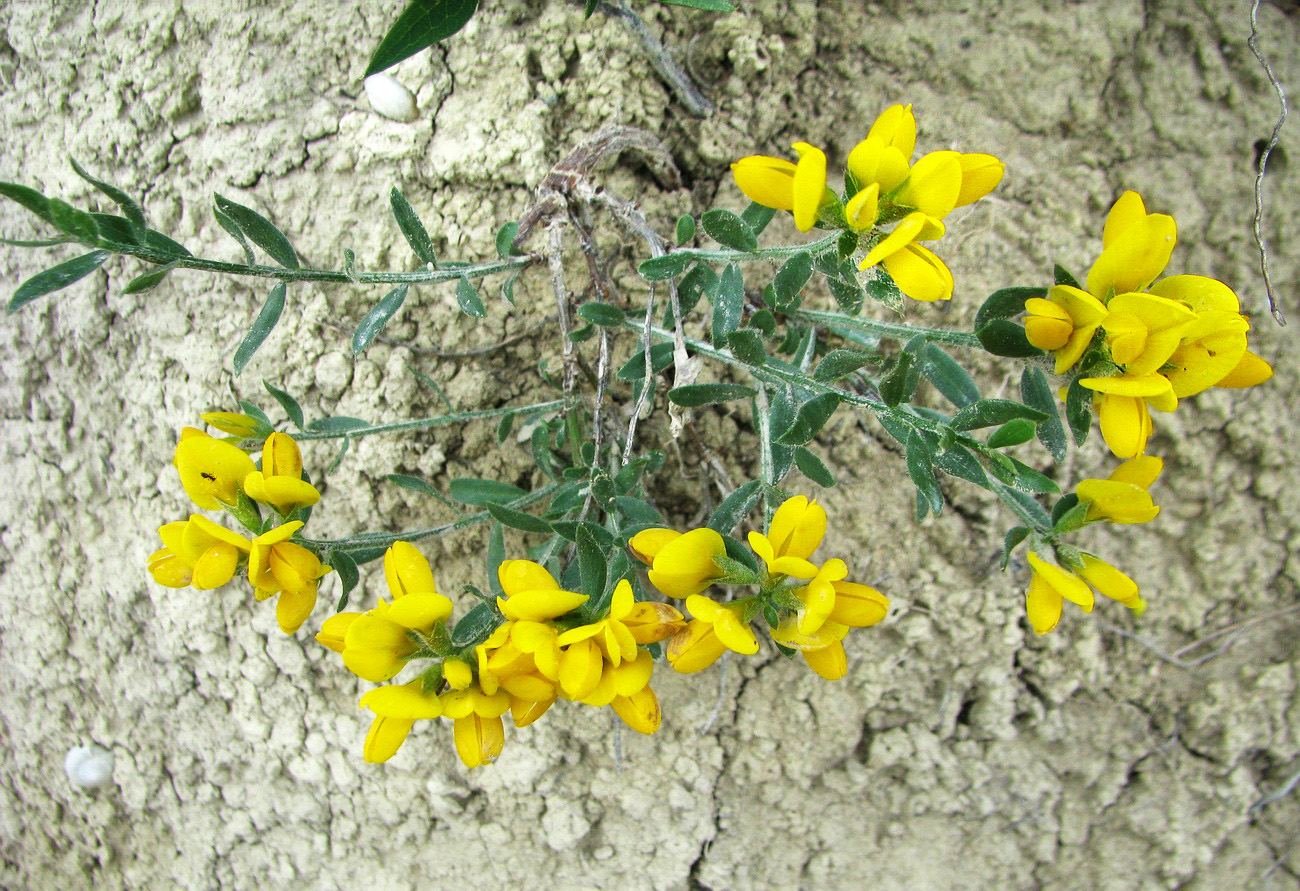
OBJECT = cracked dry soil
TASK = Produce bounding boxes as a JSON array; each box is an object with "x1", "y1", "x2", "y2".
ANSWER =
[{"x1": 0, "y1": 1, "x2": 1297, "y2": 889}]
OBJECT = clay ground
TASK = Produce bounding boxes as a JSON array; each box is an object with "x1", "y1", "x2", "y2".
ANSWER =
[{"x1": 0, "y1": 1, "x2": 1298, "y2": 888}]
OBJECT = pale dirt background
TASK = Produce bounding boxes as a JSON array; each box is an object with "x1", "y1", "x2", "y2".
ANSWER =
[{"x1": 0, "y1": 0, "x2": 1297, "y2": 888}]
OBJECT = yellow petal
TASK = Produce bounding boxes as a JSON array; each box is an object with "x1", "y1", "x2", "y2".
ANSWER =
[
  {"x1": 510, "y1": 696, "x2": 554, "y2": 728},
  {"x1": 261, "y1": 431, "x2": 303, "y2": 479},
  {"x1": 1026, "y1": 552, "x2": 1094, "y2": 611},
  {"x1": 828, "y1": 581, "x2": 889, "y2": 627},
  {"x1": 955, "y1": 153, "x2": 1004, "y2": 207},
  {"x1": 803, "y1": 641, "x2": 847, "y2": 680},
  {"x1": 385, "y1": 590, "x2": 453, "y2": 630},
  {"x1": 882, "y1": 243, "x2": 954, "y2": 302},
  {"x1": 897, "y1": 150, "x2": 963, "y2": 219},
  {"x1": 245, "y1": 474, "x2": 321, "y2": 514},
  {"x1": 200, "y1": 411, "x2": 262, "y2": 438},
  {"x1": 767, "y1": 495, "x2": 827, "y2": 560},
  {"x1": 1086, "y1": 212, "x2": 1176, "y2": 298},
  {"x1": 1148, "y1": 274, "x2": 1241, "y2": 313},
  {"x1": 611, "y1": 686, "x2": 661, "y2": 735},
  {"x1": 1051, "y1": 285, "x2": 1108, "y2": 327},
  {"x1": 1074, "y1": 555, "x2": 1140, "y2": 606},
  {"x1": 846, "y1": 137, "x2": 910, "y2": 193},
  {"x1": 1078, "y1": 479, "x2": 1159, "y2": 525},
  {"x1": 275, "y1": 583, "x2": 317, "y2": 635},
  {"x1": 860, "y1": 212, "x2": 926, "y2": 270},
  {"x1": 497, "y1": 559, "x2": 560, "y2": 597},
  {"x1": 1214, "y1": 350, "x2": 1272, "y2": 389},
  {"x1": 443, "y1": 658, "x2": 473, "y2": 690},
  {"x1": 1108, "y1": 455, "x2": 1163, "y2": 489},
  {"x1": 612, "y1": 648, "x2": 655, "y2": 697},
  {"x1": 648, "y1": 528, "x2": 725, "y2": 598},
  {"x1": 362, "y1": 715, "x2": 414, "y2": 764},
  {"x1": 628, "y1": 528, "x2": 680, "y2": 565},
  {"x1": 452, "y1": 714, "x2": 504, "y2": 768},
  {"x1": 1025, "y1": 573, "x2": 1063, "y2": 635},
  {"x1": 359, "y1": 680, "x2": 444, "y2": 720},
  {"x1": 731, "y1": 155, "x2": 796, "y2": 210},
  {"x1": 191, "y1": 542, "x2": 241, "y2": 590},
  {"x1": 1097, "y1": 394, "x2": 1152, "y2": 459},
  {"x1": 1101, "y1": 191, "x2": 1148, "y2": 248},
  {"x1": 665, "y1": 620, "x2": 727, "y2": 674},
  {"x1": 497, "y1": 588, "x2": 588, "y2": 622},
  {"x1": 791, "y1": 142, "x2": 828, "y2": 232},
  {"x1": 713, "y1": 608, "x2": 759, "y2": 655},
  {"x1": 845, "y1": 183, "x2": 880, "y2": 231},
  {"x1": 1080, "y1": 374, "x2": 1172, "y2": 398},
  {"x1": 557, "y1": 638, "x2": 604, "y2": 700},
  {"x1": 624, "y1": 602, "x2": 686, "y2": 644},
  {"x1": 173, "y1": 430, "x2": 257, "y2": 510},
  {"x1": 384, "y1": 541, "x2": 438, "y2": 599},
  {"x1": 1023, "y1": 298, "x2": 1073, "y2": 351},
  {"x1": 499, "y1": 672, "x2": 557, "y2": 703},
  {"x1": 1164, "y1": 326, "x2": 1249, "y2": 398},
  {"x1": 866, "y1": 104, "x2": 917, "y2": 158}
]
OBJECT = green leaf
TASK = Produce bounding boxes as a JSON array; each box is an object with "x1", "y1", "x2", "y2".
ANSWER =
[
  {"x1": 451, "y1": 601, "x2": 500, "y2": 647},
  {"x1": 921, "y1": 344, "x2": 980, "y2": 408},
  {"x1": 329, "y1": 549, "x2": 361, "y2": 612},
  {"x1": 675, "y1": 214, "x2": 696, "y2": 245},
  {"x1": 6, "y1": 250, "x2": 109, "y2": 313},
  {"x1": 387, "y1": 473, "x2": 441, "y2": 497},
  {"x1": 711, "y1": 262, "x2": 744, "y2": 345},
  {"x1": 455, "y1": 276, "x2": 486, "y2": 318},
  {"x1": 794, "y1": 447, "x2": 835, "y2": 487},
  {"x1": 486, "y1": 501, "x2": 552, "y2": 534},
  {"x1": 213, "y1": 194, "x2": 298, "y2": 269},
  {"x1": 1050, "y1": 492, "x2": 1082, "y2": 526},
  {"x1": 935, "y1": 445, "x2": 989, "y2": 488},
  {"x1": 905, "y1": 432, "x2": 944, "y2": 519},
  {"x1": 951, "y1": 398, "x2": 1048, "y2": 431},
  {"x1": 307, "y1": 416, "x2": 371, "y2": 434},
  {"x1": 777, "y1": 392, "x2": 841, "y2": 446},
  {"x1": 734, "y1": 203, "x2": 773, "y2": 237},
  {"x1": 122, "y1": 261, "x2": 178, "y2": 295},
  {"x1": 976, "y1": 318, "x2": 1043, "y2": 358},
  {"x1": 770, "y1": 252, "x2": 813, "y2": 311},
  {"x1": 1065, "y1": 378, "x2": 1092, "y2": 446},
  {"x1": 973, "y1": 286, "x2": 1047, "y2": 329},
  {"x1": 1000, "y1": 526, "x2": 1031, "y2": 569},
  {"x1": 584, "y1": 0, "x2": 600, "y2": 18},
  {"x1": 658, "y1": 0, "x2": 735, "y2": 10},
  {"x1": 495, "y1": 221, "x2": 520, "y2": 259},
  {"x1": 239, "y1": 400, "x2": 274, "y2": 429},
  {"x1": 1006, "y1": 457, "x2": 1060, "y2": 495},
  {"x1": 327, "y1": 436, "x2": 351, "y2": 474},
  {"x1": 1049, "y1": 498, "x2": 1091, "y2": 536},
  {"x1": 70, "y1": 158, "x2": 146, "y2": 241},
  {"x1": 143, "y1": 229, "x2": 192, "y2": 258},
  {"x1": 880, "y1": 349, "x2": 919, "y2": 407},
  {"x1": 707, "y1": 479, "x2": 764, "y2": 533},
  {"x1": 576, "y1": 524, "x2": 607, "y2": 607},
  {"x1": 1053, "y1": 264, "x2": 1082, "y2": 290},
  {"x1": 866, "y1": 269, "x2": 904, "y2": 312},
  {"x1": 613, "y1": 496, "x2": 662, "y2": 524},
  {"x1": 390, "y1": 188, "x2": 437, "y2": 265},
  {"x1": 0, "y1": 181, "x2": 55, "y2": 226},
  {"x1": 486, "y1": 522, "x2": 507, "y2": 598},
  {"x1": 700, "y1": 209, "x2": 758, "y2": 252},
  {"x1": 352, "y1": 284, "x2": 409, "y2": 354},
  {"x1": 0, "y1": 236, "x2": 68, "y2": 248},
  {"x1": 727, "y1": 329, "x2": 767, "y2": 365},
  {"x1": 668, "y1": 382, "x2": 757, "y2": 407},
  {"x1": 988, "y1": 418, "x2": 1038, "y2": 449},
  {"x1": 365, "y1": 0, "x2": 480, "y2": 76},
  {"x1": 828, "y1": 274, "x2": 865, "y2": 315},
  {"x1": 676, "y1": 262, "x2": 718, "y2": 319},
  {"x1": 1020, "y1": 367, "x2": 1066, "y2": 460},
  {"x1": 212, "y1": 202, "x2": 255, "y2": 265},
  {"x1": 638, "y1": 252, "x2": 692, "y2": 281},
  {"x1": 577, "y1": 302, "x2": 625, "y2": 326},
  {"x1": 264, "y1": 380, "x2": 305, "y2": 429},
  {"x1": 617, "y1": 341, "x2": 674, "y2": 381},
  {"x1": 232, "y1": 282, "x2": 287, "y2": 375},
  {"x1": 813, "y1": 349, "x2": 876, "y2": 382},
  {"x1": 89, "y1": 212, "x2": 137, "y2": 246},
  {"x1": 49, "y1": 198, "x2": 98, "y2": 242},
  {"x1": 1001, "y1": 487, "x2": 1052, "y2": 530},
  {"x1": 449, "y1": 477, "x2": 527, "y2": 506}
]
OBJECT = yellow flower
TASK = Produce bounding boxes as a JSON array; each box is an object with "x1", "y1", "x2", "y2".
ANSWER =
[
  {"x1": 664, "y1": 618, "x2": 728, "y2": 674},
  {"x1": 789, "y1": 559, "x2": 849, "y2": 636},
  {"x1": 1080, "y1": 374, "x2": 1176, "y2": 459},
  {"x1": 630, "y1": 527, "x2": 726, "y2": 599},
  {"x1": 955, "y1": 153, "x2": 1005, "y2": 207},
  {"x1": 495, "y1": 559, "x2": 587, "y2": 621},
  {"x1": 147, "y1": 514, "x2": 251, "y2": 590},
  {"x1": 895, "y1": 150, "x2": 964, "y2": 219},
  {"x1": 1024, "y1": 551, "x2": 1094, "y2": 635},
  {"x1": 857, "y1": 211, "x2": 954, "y2": 302},
  {"x1": 1100, "y1": 292, "x2": 1196, "y2": 376},
  {"x1": 826, "y1": 580, "x2": 890, "y2": 628},
  {"x1": 384, "y1": 540, "x2": 439, "y2": 598},
  {"x1": 440, "y1": 685, "x2": 511, "y2": 769},
  {"x1": 730, "y1": 142, "x2": 831, "y2": 232},
  {"x1": 173, "y1": 427, "x2": 257, "y2": 510},
  {"x1": 555, "y1": 579, "x2": 640, "y2": 668},
  {"x1": 1022, "y1": 285, "x2": 1108, "y2": 373},
  {"x1": 610, "y1": 686, "x2": 662, "y2": 735},
  {"x1": 359, "y1": 680, "x2": 443, "y2": 764},
  {"x1": 1085, "y1": 191, "x2": 1177, "y2": 299},
  {"x1": 771, "y1": 617, "x2": 850, "y2": 680},
  {"x1": 200, "y1": 411, "x2": 264, "y2": 439},
  {"x1": 1077, "y1": 456, "x2": 1163, "y2": 524},
  {"x1": 1073, "y1": 554, "x2": 1145, "y2": 615},
  {"x1": 683, "y1": 595, "x2": 758, "y2": 657},
  {"x1": 242, "y1": 432, "x2": 320, "y2": 515},
  {"x1": 248, "y1": 521, "x2": 331, "y2": 634},
  {"x1": 747, "y1": 495, "x2": 824, "y2": 579}
]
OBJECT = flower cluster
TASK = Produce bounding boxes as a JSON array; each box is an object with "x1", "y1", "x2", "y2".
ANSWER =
[
  {"x1": 319, "y1": 543, "x2": 685, "y2": 767},
  {"x1": 731, "y1": 105, "x2": 1004, "y2": 302},
  {"x1": 1024, "y1": 191, "x2": 1273, "y2": 458},
  {"x1": 147, "y1": 416, "x2": 329, "y2": 634},
  {"x1": 631, "y1": 496, "x2": 890, "y2": 679}
]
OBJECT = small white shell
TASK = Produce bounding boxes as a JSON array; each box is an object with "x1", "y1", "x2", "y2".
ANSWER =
[
  {"x1": 364, "y1": 73, "x2": 418, "y2": 122},
  {"x1": 64, "y1": 744, "x2": 115, "y2": 790}
]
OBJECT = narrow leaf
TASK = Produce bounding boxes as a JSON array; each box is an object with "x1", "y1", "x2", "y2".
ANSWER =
[
  {"x1": 921, "y1": 344, "x2": 980, "y2": 408},
  {"x1": 233, "y1": 282, "x2": 287, "y2": 374},
  {"x1": 727, "y1": 329, "x2": 766, "y2": 365},
  {"x1": 307, "y1": 416, "x2": 371, "y2": 434},
  {"x1": 740, "y1": 202, "x2": 776, "y2": 235},
  {"x1": 576, "y1": 524, "x2": 607, "y2": 606},
  {"x1": 448, "y1": 477, "x2": 526, "y2": 506},
  {"x1": 122, "y1": 261, "x2": 178, "y2": 294},
  {"x1": 1065, "y1": 378, "x2": 1092, "y2": 446},
  {"x1": 1000, "y1": 526, "x2": 1031, "y2": 569},
  {"x1": 988, "y1": 418, "x2": 1038, "y2": 449},
  {"x1": 658, "y1": 0, "x2": 735, "y2": 9},
  {"x1": 365, "y1": 0, "x2": 481, "y2": 76},
  {"x1": 495, "y1": 221, "x2": 519, "y2": 259},
  {"x1": 700, "y1": 209, "x2": 757, "y2": 252},
  {"x1": 973, "y1": 286, "x2": 1047, "y2": 329},
  {"x1": 0, "y1": 181, "x2": 54, "y2": 225},
  {"x1": 638, "y1": 252, "x2": 692, "y2": 281},
  {"x1": 976, "y1": 319, "x2": 1043, "y2": 358},
  {"x1": 770, "y1": 252, "x2": 813, "y2": 311},
  {"x1": 617, "y1": 342, "x2": 674, "y2": 381},
  {"x1": 829, "y1": 274, "x2": 864, "y2": 315},
  {"x1": 776, "y1": 393, "x2": 841, "y2": 446},
  {"x1": 814, "y1": 349, "x2": 877, "y2": 382},
  {"x1": 486, "y1": 501, "x2": 552, "y2": 534},
  {"x1": 450, "y1": 601, "x2": 500, "y2": 647},
  {"x1": 794, "y1": 447, "x2": 835, "y2": 487},
  {"x1": 455, "y1": 276, "x2": 486, "y2": 317},
  {"x1": 951, "y1": 398, "x2": 1049, "y2": 431},
  {"x1": 486, "y1": 522, "x2": 507, "y2": 598},
  {"x1": 905, "y1": 432, "x2": 944, "y2": 518},
  {"x1": 7, "y1": 250, "x2": 109, "y2": 314},
  {"x1": 213, "y1": 194, "x2": 299, "y2": 269},
  {"x1": 387, "y1": 473, "x2": 440, "y2": 497},
  {"x1": 264, "y1": 381, "x2": 305, "y2": 429},
  {"x1": 675, "y1": 215, "x2": 696, "y2": 245},
  {"x1": 330, "y1": 549, "x2": 361, "y2": 611},
  {"x1": 390, "y1": 188, "x2": 437, "y2": 265},
  {"x1": 49, "y1": 199, "x2": 98, "y2": 242},
  {"x1": 213, "y1": 202, "x2": 255, "y2": 265},
  {"x1": 711, "y1": 262, "x2": 744, "y2": 345},
  {"x1": 70, "y1": 158, "x2": 146, "y2": 240},
  {"x1": 352, "y1": 284, "x2": 409, "y2": 354},
  {"x1": 1020, "y1": 366, "x2": 1066, "y2": 460},
  {"x1": 577, "y1": 302, "x2": 625, "y2": 326},
  {"x1": 668, "y1": 382, "x2": 757, "y2": 407},
  {"x1": 707, "y1": 479, "x2": 763, "y2": 533}
]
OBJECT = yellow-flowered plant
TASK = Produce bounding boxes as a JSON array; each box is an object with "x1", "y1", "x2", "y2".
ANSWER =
[{"x1": 63, "y1": 94, "x2": 1271, "y2": 766}]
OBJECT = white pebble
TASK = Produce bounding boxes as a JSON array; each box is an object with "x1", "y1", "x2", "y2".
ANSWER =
[
  {"x1": 65, "y1": 744, "x2": 115, "y2": 789},
  {"x1": 364, "y1": 73, "x2": 418, "y2": 122}
]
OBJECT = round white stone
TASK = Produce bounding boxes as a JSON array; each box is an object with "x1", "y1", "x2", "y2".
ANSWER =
[{"x1": 364, "y1": 73, "x2": 418, "y2": 122}]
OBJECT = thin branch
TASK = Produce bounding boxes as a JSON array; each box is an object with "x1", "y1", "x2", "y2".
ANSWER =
[
  {"x1": 1247, "y1": 0, "x2": 1289, "y2": 326},
  {"x1": 599, "y1": 0, "x2": 715, "y2": 118},
  {"x1": 291, "y1": 400, "x2": 564, "y2": 441}
]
